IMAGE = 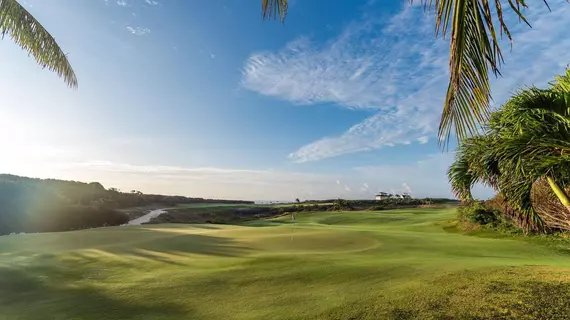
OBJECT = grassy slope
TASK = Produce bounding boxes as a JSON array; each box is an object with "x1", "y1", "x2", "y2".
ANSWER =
[{"x1": 1, "y1": 208, "x2": 570, "y2": 319}]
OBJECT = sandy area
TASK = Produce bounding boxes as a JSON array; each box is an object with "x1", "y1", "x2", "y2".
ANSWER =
[{"x1": 127, "y1": 209, "x2": 167, "y2": 225}]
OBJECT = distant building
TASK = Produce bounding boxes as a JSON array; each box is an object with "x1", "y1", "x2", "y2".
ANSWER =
[
  {"x1": 376, "y1": 192, "x2": 413, "y2": 201},
  {"x1": 375, "y1": 192, "x2": 390, "y2": 201}
]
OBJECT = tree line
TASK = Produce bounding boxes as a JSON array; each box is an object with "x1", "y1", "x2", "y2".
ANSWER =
[{"x1": 0, "y1": 174, "x2": 252, "y2": 235}]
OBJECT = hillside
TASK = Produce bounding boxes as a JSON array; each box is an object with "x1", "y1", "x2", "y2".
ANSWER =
[
  {"x1": 0, "y1": 174, "x2": 252, "y2": 235},
  {"x1": 1, "y1": 208, "x2": 569, "y2": 319}
]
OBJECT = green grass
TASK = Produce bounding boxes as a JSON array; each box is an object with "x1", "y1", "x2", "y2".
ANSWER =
[
  {"x1": 1, "y1": 208, "x2": 570, "y2": 319},
  {"x1": 174, "y1": 203, "x2": 258, "y2": 209}
]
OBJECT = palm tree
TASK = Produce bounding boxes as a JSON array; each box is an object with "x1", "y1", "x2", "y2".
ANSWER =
[
  {"x1": 1, "y1": 0, "x2": 77, "y2": 87},
  {"x1": 448, "y1": 68, "x2": 570, "y2": 232},
  {"x1": 260, "y1": 0, "x2": 564, "y2": 145}
]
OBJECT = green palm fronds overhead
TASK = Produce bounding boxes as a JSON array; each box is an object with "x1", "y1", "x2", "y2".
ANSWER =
[
  {"x1": 262, "y1": 0, "x2": 288, "y2": 22},
  {"x1": 0, "y1": 0, "x2": 77, "y2": 88}
]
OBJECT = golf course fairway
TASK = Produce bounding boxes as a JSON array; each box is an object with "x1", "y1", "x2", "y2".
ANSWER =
[{"x1": 1, "y1": 207, "x2": 570, "y2": 319}]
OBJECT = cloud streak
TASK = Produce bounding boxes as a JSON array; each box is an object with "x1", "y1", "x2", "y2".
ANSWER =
[
  {"x1": 7, "y1": 154, "x2": 488, "y2": 201},
  {"x1": 242, "y1": 1, "x2": 570, "y2": 162},
  {"x1": 126, "y1": 26, "x2": 151, "y2": 35}
]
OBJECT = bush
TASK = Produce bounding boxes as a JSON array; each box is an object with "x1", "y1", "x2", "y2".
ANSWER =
[
  {"x1": 457, "y1": 200, "x2": 522, "y2": 234},
  {"x1": 331, "y1": 199, "x2": 352, "y2": 211},
  {"x1": 458, "y1": 201, "x2": 501, "y2": 225}
]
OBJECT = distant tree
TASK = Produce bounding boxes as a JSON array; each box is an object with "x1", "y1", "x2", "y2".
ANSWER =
[{"x1": 332, "y1": 198, "x2": 352, "y2": 211}]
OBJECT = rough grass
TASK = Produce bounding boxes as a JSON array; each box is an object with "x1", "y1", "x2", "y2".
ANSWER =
[{"x1": 1, "y1": 208, "x2": 570, "y2": 319}]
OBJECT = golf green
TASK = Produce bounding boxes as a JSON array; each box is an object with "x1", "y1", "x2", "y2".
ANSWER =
[{"x1": 1, "y1": 207, "x2": 570, "y2": 319}]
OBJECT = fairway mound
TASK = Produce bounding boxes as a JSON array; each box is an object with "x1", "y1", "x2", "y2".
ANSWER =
[
  {"x1": 318, "y1": 214, "x2": 407, "y2": 226},
  {"x1": 250, "y1": 231, "x2": 379, "y2": 254}
]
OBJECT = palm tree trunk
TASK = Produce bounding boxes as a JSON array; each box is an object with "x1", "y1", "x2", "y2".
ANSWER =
[{"x1": 546, "y1": 176, "x2": 570, "y2": 213}]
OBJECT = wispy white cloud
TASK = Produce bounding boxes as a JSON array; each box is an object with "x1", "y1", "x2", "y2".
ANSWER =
[
  {"x1": 360, "y1": 182, "x2": 371, "y2": 194},
  {"x1": 402, "y1": 182, "x2": 412, "y2": 194},
  {"x1": 242, "y1": 0, "x2": 570, "y2": 162},
  {"x1": 126, "y1": 26, "x2": 151, "y2": 35},
  {"x1": 6, "y1": 154, "x2": 492, "y2": 200},
  {"x1": 417, "y1": 136, "x2": 429, "y2": 144},
  {"x1": 115, "y1": 0, "x2": 159, "y2": 8}
]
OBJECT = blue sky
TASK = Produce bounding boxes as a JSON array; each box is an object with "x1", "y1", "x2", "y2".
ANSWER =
[{"x1": 1, "y1": 0, "x2": 569, "y2": 200}]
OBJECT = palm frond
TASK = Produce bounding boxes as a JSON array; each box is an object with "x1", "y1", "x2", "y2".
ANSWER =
[
  {"x1": 552, "y1": 68, "x2": 570, "y2": 93},
  {"x1": 448, "y1": 134, "x2": 501, "y2": 201},
  {"x1": 508, "y1": 87, "x2": 570, "y2": 119},
  {"x1": 498, "y1": 176, "x2": 545, "y2": 231},
  {"x1": 450, "y1": 69, "x2": 570, "y2": 231},
  {"x1": 411, "y1": 0, "x2": 557, "y2": 147},
  {"x1": 0, "y1": 0, "x2": 77, "y2": 88},
  {"x1": 448, "y1": 153, "x2": 475, "y2": 201},
  {"x1": 261, "y1": 0, "x2": 288, "y2": 22},
  {"x1": 490, "y1": 84, "x2": 570, "y2": 140}
]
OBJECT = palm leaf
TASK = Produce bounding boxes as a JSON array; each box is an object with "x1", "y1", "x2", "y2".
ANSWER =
[
  {"x1": 415, "y1": 0, "x2": 507, "y2": 145},
  {"x1": 261, "y1": 0, "x2": 288, "y2": 22},
  {"x1": 0, "y1": 0, "x2": 77, "y2": 87},
  {"x1": 448, "y1": 152, "x2": 475, "y2": 201},
  {"x1": 450, "y1": 70, "x2": 570, "y2": 232},
  {"x1": 448, "y1": 134, "x2": 501, "y2": 200}
]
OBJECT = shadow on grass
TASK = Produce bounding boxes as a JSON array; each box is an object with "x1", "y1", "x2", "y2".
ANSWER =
[
  {"x1": 0, "y1": 265, "x2": 191, "y2": 319},
  {"x1": 240, "y1": 220, "x2": 294, "y2": 227},
  {"x1": 318, "y1": 215, "x2": 407, "y2": 226},
  {"x1": 409, "y1": 209, "x2": 447, "y2": 215},
  {"x1": 180, "y1": 224, "x2": 222, "y2": 230},
  {"x1": 94, "y1": 233, "x2": 251, "y2": 266}
]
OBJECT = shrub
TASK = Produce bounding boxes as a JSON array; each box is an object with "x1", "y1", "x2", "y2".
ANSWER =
[
  {"x1": 458, "y1": 201, "x2": 500, "y2": 225},
  {"x1": 457, "y1": 200, "x2": 522, "y2": 234},
  {"x1": 331, "y1": 199, "x2": 352, "y2": 211}
]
